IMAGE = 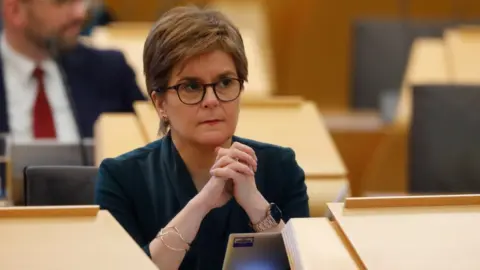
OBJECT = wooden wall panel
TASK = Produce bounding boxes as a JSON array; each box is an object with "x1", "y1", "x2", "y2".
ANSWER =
[{"x1": 104, "y1": 0, "x2": 480, "y2": 109}]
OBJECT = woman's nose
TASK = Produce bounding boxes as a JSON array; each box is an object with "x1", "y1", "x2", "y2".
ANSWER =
[{"x1": 202, "y1": 86, "x2": 219, "y2": 108}]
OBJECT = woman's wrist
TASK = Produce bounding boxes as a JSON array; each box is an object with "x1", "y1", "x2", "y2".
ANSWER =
[
  {"x1": 190, "y1": 194, "x2": 214, "y2": 217},
  {"x1": 241, "y1": 191, "x2": 269, "y2": 225}
]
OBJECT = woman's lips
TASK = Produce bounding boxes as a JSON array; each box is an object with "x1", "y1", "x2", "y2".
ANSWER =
[{"x1": 201, "y1": 120, "x2": 222, "y2": 125}]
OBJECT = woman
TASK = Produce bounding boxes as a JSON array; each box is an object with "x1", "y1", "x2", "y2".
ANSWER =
[{"x1": 95, "y1": 5, "x2": 309, "y2": 270}]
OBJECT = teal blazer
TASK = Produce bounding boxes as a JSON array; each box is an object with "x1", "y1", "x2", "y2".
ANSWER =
[{"x1": 95, "y1": 134, "x2": 309, "y2": 270}]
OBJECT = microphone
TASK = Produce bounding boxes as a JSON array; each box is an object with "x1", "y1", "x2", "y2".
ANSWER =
[{"x1": 45, "y1": 37, "x2": 88, "y2": 167}]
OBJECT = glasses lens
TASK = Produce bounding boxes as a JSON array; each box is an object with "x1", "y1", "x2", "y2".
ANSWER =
[
  {"x1": 214, "y1": 78, "x2": 241, "y2": 102},
  {"x1": 178, "y1": 82, "x2": 204, "y2": 104}
]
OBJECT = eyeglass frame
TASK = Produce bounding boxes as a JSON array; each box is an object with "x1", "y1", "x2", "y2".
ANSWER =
[{"x1": 153, "y1": 78, "x2": 245, "y2": 105}]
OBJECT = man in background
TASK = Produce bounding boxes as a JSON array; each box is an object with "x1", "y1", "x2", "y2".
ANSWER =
[{"x1": 0, "y1": 0, "x2": 145, "y2": 142}]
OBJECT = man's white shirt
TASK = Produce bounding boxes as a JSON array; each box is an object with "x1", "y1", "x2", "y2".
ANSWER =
[{"x1": 1, "y1": 33, "x2": 79, "y2": 143}]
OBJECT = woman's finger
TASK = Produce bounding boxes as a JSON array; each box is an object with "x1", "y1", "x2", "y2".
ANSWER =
[
  {"x1": 210, "y1": 167, "x2": 242, "y2": 181},
  {"x1": 211, "y1": 155, "x2": 234, "y2": 170},
  {"x1": 226, "y1": 160, "x2": 254, "y2": 176},
  {"x1": 215, "y1": 147, "x2": 229, "y2": 161},
  {"x1": 231, "y1": 142, "x2": 257, "y2": 161},
  {"x1": 230, "y1": 148, "x2": 257, "y2": 171}
]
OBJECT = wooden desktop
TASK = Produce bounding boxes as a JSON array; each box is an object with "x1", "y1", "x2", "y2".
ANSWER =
[{"x1": 0, "y1": 206, "x2": 157, "y2": 270}]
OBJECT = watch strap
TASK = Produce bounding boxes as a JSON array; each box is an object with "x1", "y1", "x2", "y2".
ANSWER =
[{"x1": 251, "y1": 204, "x2": 279, "y2": 232}]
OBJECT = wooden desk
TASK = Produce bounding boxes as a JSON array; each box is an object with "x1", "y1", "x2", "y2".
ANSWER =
[
  {"x1": 0, "y1": 207, "x2": 156, "y2": 269},
  {"x1": 236, "y1": 99, "x2": 346, "y2": 178},
  {"x1": 329, "y1": 195, "x2": 480, "y2": 270},
  {"x1": 324, "y1": 110, "x2": 385, "y2": 196},
  {"x1": 282, "y1": 218, "x2": 359, "y2": 269},
  {"x1": 306, "y1": 177, "x2": 349, "y2": 217},
  {"x1": 444, "y1": 27, "x2": 480, "y2": 84},
  {"x1": 134, "y1": 101, "x2": 160, "y2": 142},
  {"x1": 94, "y1": 113, "x2": 146, "y2": 166}
]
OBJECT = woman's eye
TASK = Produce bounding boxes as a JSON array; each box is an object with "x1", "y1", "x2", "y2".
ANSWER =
[
  {"x1": 218, "y1": 78, "x2": 232, "y2": 88},
  {"x1": 182, "y1": 82, "x2": 202, "y2": 91}
]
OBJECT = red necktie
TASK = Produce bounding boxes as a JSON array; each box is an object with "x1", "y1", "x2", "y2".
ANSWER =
[{"x1": 32, "y1": 67, "x2": 56, "y2": 138}]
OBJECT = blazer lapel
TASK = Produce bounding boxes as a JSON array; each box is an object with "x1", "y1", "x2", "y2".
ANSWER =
[
  {"x1": 160, "y1": 134, "x2": 198, "y2": 208},
  {"x1": 0, "y1": 62, "x2": 8, "y2": 133},
  {"x1": 58, "y1": 46, "x2": 88, "y2": 138}
]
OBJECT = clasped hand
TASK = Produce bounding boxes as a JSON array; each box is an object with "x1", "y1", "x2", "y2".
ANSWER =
[{"x1": 199, "y1": 142, "x2": 261, "y2": 211}]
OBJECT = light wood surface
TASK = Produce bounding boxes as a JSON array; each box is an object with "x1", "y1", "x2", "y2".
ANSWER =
[
  {"x1": 94, "y1": 113, "x2": 146, "y2": 166},
  {"x1": 236, "y1": 100, "x2": 346, "y2": 178},
  {"x1": 306, "y1": 178, "x2": 349, "y2": 217},
  {"x1": 444, "y1": 27, "x2": 480, "y2": 84},
  {"x1": 134, "y1": 101, "x2": 159, "y2": 142},
  {"x1": 329, "y1": 199, "x2": 480, "y2": 270},
  {"x1": 325, "y1": 111, "x2": 385, "y2": 197},
  {"x1": 0, "y1": 210, "x2": 156, "y2": 270},
  {"x1": 344, "y1": 194, "x2": 480, "y2": 209},
  {"x1": 0, "y1": 205, "x2": 99, "y2": 218},
  {"x1": 282, "y1": 218, "x2": 359, "y2": 269}
]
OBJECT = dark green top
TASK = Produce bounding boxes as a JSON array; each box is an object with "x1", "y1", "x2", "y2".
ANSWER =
[{"x1": 95, "y1": 134, "x2": 309, "y2": 270}]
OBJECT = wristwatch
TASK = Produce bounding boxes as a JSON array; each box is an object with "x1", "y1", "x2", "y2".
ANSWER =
[{"x1": 251, "y1": 203, "x2": 283, "y2": 232}]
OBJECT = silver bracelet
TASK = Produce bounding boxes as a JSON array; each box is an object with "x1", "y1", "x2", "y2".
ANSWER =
[{"x1": 156, "y1": 226, "x2": 191, "y2": 252}]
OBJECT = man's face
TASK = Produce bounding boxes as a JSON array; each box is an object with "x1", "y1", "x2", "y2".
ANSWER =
[{"x1": 21, "y1": 0, "x2": 88, "y2": 50}]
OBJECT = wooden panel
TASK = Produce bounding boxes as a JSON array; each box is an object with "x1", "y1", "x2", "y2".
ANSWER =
[
  {"x1": 94, "y1": 113, "x2": 146, "y2": 166},
  {"x1": 0, "y1": 210, "x2": 157, "y2": 270},
  {"x1": 329, "y1": 201, "x2": 480, "y2": 269},
  {"x1": 326, "y1": 111, "x2": 385, "y2": 196},
  {"x1": 104, "y1": 0, "x2": 480, "y2": 109}
]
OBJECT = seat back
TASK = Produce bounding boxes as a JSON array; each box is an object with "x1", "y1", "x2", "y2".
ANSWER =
[
  {"x1": 351, "y1": 20, "x2": 472, "y2": 111},
  {"x1": 410, "y1": 84, "x2": 480, "y2": 193},
  {"x1": 24, "y1": 166, "x2": 98, "y2": 206}
]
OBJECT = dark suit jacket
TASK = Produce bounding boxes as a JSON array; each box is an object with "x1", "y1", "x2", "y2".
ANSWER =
[
  {"x1": 95, "y1": 134, "x2": 310, "y2": 270},
  {"x1": 0, "y1": 44, "x2": 146, "y2": 137}
]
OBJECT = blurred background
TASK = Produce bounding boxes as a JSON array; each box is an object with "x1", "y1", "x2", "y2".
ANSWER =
[{"x1": 2, "y1": 0, "x2": 480, "y2": 217}]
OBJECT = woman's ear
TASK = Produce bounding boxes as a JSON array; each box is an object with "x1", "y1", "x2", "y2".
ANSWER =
[{"x1": 151, "y1": 92, "x2": 168, "y2": 119}]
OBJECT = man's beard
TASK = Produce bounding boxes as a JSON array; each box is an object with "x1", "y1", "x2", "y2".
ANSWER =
[{"x1": 25, "y1": 28, "x2": 78, "y2": 55}]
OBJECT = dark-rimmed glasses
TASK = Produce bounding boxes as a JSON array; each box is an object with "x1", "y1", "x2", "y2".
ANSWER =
[{"x1": 155, "y1": 78, "x2": 243, "y2": 105}]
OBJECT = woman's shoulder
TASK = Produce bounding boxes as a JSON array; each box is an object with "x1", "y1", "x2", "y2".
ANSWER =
[{"x1": 99, "y1": 139, "x2": 164, "y2": 171}]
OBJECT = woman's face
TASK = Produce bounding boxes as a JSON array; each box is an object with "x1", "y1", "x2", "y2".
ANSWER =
[{"x1": 152, "y1": 50, "x2": 241, "y2": 146}]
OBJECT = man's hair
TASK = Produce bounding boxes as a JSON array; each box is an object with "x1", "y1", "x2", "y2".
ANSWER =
[{"x1": 143, "y1": 5, "x2": 248, "y2": 134}]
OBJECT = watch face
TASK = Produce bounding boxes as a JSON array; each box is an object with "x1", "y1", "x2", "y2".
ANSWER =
[{"x1": 270, "y1": 203, "x2": 283, "y2": 223}]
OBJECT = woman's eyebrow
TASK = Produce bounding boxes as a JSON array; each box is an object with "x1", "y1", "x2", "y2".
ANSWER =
[
  {"x1": 216, "y1": 71, "x2": 237, "y2": 79},
  {"x1": 175, "y1": 71, "x2": 237, "y2": 83}
]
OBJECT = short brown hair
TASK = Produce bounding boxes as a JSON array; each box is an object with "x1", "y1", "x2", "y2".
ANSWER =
[{"x1": 143, "y1": 5, "x2": 248, "y2": 134}]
